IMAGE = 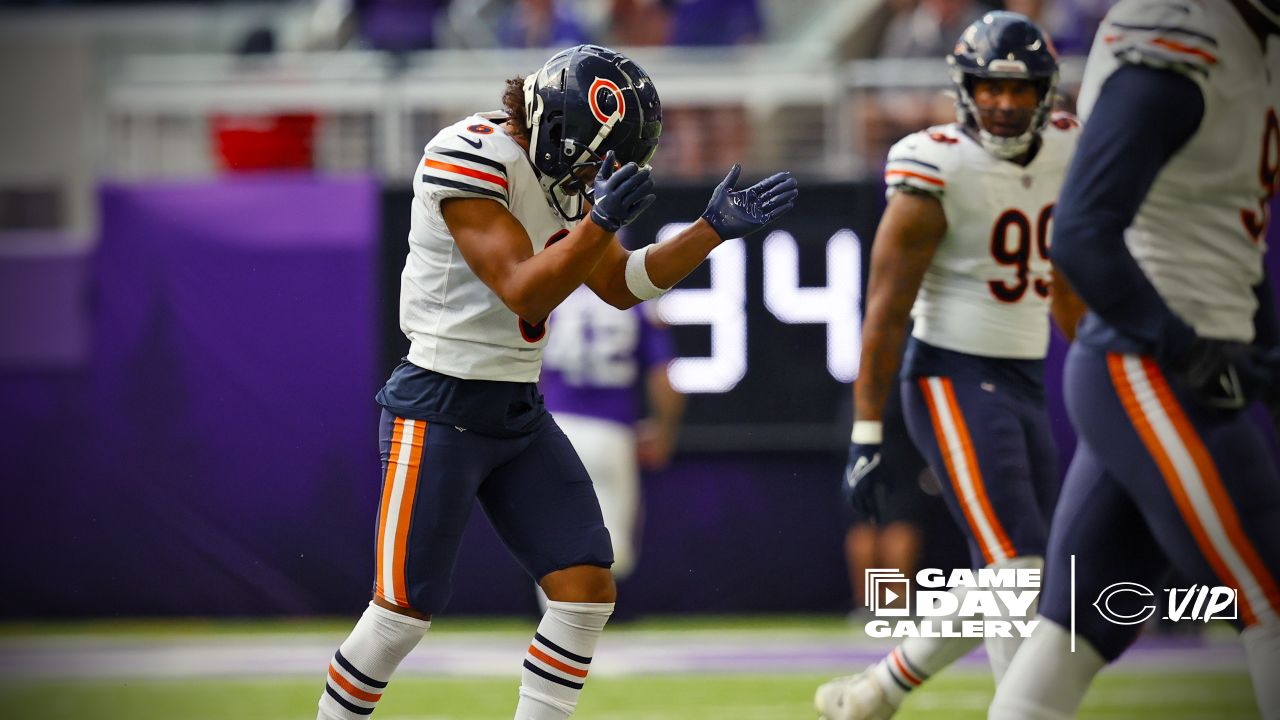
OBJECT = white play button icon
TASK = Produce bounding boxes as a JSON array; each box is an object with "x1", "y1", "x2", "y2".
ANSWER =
[{"x1": 883, "y1": 587, "x2": 899, "y2": 605}]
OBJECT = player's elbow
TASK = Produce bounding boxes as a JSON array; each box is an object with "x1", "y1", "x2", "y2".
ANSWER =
[
  {"x1": 594, "y1": 274, "x2": 642, "y2": 310},
  {"x1": 1048, "y1": 213, "x2": 1103, "y2": 293},
  {"x1": 603, "y1": 291, "x2": 641, "y2": 310},
  {"x1": 499, "y1": 285, "x2": 547, "y2": 325}
]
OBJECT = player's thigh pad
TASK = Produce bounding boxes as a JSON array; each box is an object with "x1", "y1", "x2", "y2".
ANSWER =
[
  {"x1": 477, "y1": 418, "x2": 614, "y2": 581},
  {"x1": 1064, "y1": 345, "x2": 1280, "y2": 628},
  {"x1": 902, "y1": 376, "x2": 1051, "y2": 567},
  {"x1": 374, "y1": 411, "x2": 518, "y2": 614}
]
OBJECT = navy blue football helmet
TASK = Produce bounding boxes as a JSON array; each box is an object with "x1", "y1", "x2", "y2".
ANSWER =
[
  {"x1": 522, "y1": 45, "x2": 662, "y2": 221},
  {"x1": 947, "y1": 12, "x2": 1058, "y2": 160}
]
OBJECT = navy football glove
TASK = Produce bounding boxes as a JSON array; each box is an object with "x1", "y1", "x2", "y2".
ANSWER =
[
  {"x1": 589, "y1": 151, "x2": 656, "y2": 233},
  {"x1": 700, "y1": 165, "x2": 798, "y2": 240},
  {"x1": 1165, "y1": 337, "x2": 1280, "y2": 410},
  {"x1": 843, "y1": 440, "x2": 885, "y2": 522}
]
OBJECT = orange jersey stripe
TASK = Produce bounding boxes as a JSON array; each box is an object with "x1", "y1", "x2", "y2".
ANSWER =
[
  {"x1": 1142, "y1": 358, "x2": 1280, "y2": 622},
  {"x1": 941, "y1": 379, "x2": 1017, "y2": 562},
  {"x1": 886, "y1": 169, "x2": 945, "y2": 186},
  {"x1": 919, "y1": 379, "x2": 996, "y2": 565},
  {"x1": 375, "y1": 418, "x2": 404, "y2": 602},
  {"x1": 328, "y1": 664, "x2": 383, "y2": 704},
  {"x1": 1150, "y1": 37, "x2": 1217, "y2": 64},
  {"x1": 423, "y1": 159, "x2": 508, "y2": 189},
  {"x1": 528, "y1": 645, "x2": 590, "y2": 678},
  {"x1": 1108, "y1": 355, "x2": 1256, "y2": 625},
  {"x1": 389, "y1": 421, "x2": 427, "y2": 607}
]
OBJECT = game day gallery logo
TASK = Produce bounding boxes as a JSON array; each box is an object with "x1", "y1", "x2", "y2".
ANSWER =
[{"x1": 863, "y1": 567, "x2": 1040, "y2": 639}]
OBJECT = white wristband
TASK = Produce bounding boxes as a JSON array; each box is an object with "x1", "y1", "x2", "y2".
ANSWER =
[
  {"x1": 851, "y1": 420, "x2": 883, "y2": 444},
  {"x1": 625, "y1": 244, "x2": 669, "y2": 301}
]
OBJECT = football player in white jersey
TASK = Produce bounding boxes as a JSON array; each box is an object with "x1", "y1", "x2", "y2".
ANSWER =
[
  {"x1": 815, "y1": 13, "x2": 1085, "y2": 720},
  {"x1": 991, "y1": 0, "x2": 1280, "y2": 718},
  {"x1": 315, "y1": 44, "x2": 797, "y2": 720}
]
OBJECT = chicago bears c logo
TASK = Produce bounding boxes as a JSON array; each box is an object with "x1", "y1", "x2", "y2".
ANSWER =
[{"x1": 588, "y1": 78, "x2": 626, "y2": 124}]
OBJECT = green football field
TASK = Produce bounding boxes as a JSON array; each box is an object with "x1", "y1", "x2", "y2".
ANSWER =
[{"x1": 0, "y1": 617, "x2": 1260, "y2": 719}]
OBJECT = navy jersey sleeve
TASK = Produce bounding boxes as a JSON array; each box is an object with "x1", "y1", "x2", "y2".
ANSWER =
[{"x1": 1050, "y1": 63, "x2": 1205, "y2": 358}]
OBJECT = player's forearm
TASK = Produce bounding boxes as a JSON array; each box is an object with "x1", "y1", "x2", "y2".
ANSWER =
[
  {"x1": 505, "y1": 220, "x2": 614, "y2": 322},
  {"x1": 854, "y1": 254, "x2": 922, "y2": 423},
  {"x1": 854, "y1": 299, "x2": 912, "y2": 424},
  {"x1": 641, "y1": 218, "x2": 723, "y2": 289},
  {"x1": 646, "y1": 366, "x2": 686, "y2": 430}
]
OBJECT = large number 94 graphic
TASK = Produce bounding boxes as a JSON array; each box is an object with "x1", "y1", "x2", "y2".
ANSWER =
[{"x1": 988, "y1": 203, "x2": 1054, "y2": 303}]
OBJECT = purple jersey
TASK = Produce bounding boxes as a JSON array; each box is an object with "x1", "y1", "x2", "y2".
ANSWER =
[{"x1": 540, "y1": 287, "x2": 675, "y2": 426}]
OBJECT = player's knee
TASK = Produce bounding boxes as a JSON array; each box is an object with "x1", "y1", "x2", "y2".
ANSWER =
[
  {"x1": 372, "y1": 593, "x2": 433, "y2": 622},
  {"x1": 540, "y1": 564, "x2": 617, "y2": 604}
]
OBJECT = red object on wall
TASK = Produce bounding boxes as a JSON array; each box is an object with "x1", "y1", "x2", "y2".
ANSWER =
[{"x1": 212, "y1": 113, "x2": 318, "y2": 171}]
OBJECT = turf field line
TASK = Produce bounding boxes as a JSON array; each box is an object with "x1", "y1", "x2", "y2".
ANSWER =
[{"x1": 0, "y1": 630, "x2": 1249, "y2": 682}]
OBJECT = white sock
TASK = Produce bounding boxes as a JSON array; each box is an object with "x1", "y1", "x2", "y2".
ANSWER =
[
  {"x1": 318, "y1": 602, "x2": 430, "y2": 719},
  {"x1": 515, "y1": 600, "x2": 614, "y2": 719},
  {"x1": 984, "y1": 556, "x2": 1043, "y2": 684},
  {"x1": 988, "y1": 618, "x2": 1105, "y2": 720},
  {"x1": 1243, "y1": 620, "x2": 1280, "y2": 720},
  {"x1": 873, "y1": 584, "x2": 983, "y2": 705}
]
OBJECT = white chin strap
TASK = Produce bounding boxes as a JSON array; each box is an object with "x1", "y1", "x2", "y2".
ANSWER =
[{"x1": 979, "y1": 128, "x2": 1035, "y2": 160}]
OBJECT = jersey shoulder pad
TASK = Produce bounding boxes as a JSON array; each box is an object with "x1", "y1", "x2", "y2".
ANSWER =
[
  {"x1": 1099, "y1": 0, "x2": 1219, "y2": 79},
  {"x1": 884, "y1": 125, "x2": 960, "y2": 197},
  {"x1": 417, "y1": 114, "x2": 521, "y2": 207},
  {"x1": 1043, "y1": 111, "x2": 1082, "y2": 151}
]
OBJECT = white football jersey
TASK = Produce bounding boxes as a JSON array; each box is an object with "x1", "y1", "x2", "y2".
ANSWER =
[
  {"x1": 885, "y1": 116, "x2": 1081, "y2": 359},
  {"x1": 1078, "y1": 0, "x2": 1279, "y2": 342},
  {"x1": 401, "y1": 112, "x2": 573, "y2": 382}
]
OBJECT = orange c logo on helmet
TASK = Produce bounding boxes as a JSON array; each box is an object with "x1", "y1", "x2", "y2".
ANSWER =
[{"x1": 588, "y1": 77, "x2": 626, "y2": 124}]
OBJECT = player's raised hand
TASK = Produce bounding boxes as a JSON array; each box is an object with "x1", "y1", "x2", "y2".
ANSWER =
[
  {"x1": 700, "y1": 165, "x2": 799, "y2": 240},
  {"x1": 589, "y1": 150, "x2": 656, "y2": 233},
  {"x1": 843, "y1": 426, "x2": 886, "y2": 522}
]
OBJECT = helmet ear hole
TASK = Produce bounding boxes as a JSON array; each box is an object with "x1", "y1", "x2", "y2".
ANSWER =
[{"x1": 546, "y1": 111, "x2": 564, "y2": 147}]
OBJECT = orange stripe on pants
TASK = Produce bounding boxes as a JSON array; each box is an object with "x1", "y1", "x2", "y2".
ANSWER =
[
  {"x1": 1126, "y1": 356, "x2": 1274, "y2": 622},
  {"x1": 940, "y1": 380, "x2": 1017, "y2": 562},
  {"x1": 918, "y1": 378, "x2": 1016, "y2": 565},
  {"x1": 375, "y1": 418, "x2": 404, "y2": 603},
  {"x1": 1111, "y1": 356, "x2": 1269, "y2": 625},
  {"x1": 376, "y1": 418, "x2": 426, "y2": 608}
]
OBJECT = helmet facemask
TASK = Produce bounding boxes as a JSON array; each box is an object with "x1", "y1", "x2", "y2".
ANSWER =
[{"x1": 953, "y1": 68, "x2": 1057, "y2": 160}]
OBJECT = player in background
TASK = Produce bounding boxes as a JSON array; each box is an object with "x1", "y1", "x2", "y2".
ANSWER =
[
  {"x1": 540, "y1": 289, "x2": 685, "y2": 588},
  {"x1": 315, "y1": 44, "x2": 797, "y2": 720},
  {"x1": 815, "y1": 13, "x2": 1085, "y2": 720},
  {"x1": 990, "y1": 0, "x2": 1280, "y2": 717}
]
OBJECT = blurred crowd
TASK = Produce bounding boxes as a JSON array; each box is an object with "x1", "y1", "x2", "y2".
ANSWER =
[{"x1": 293, "y1": 0, "x2": 1109, "y2": 178}]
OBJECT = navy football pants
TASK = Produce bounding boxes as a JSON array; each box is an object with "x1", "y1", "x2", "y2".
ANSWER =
[
  {"x1": 902, "y1": 374, "x2": 1060, "y2": 569},
  {"x1": 1040, "y1": 343, "x2": 1280, "y2": 660},
  {"x1": 371, "y1": 410, "x2": 613, "y2": 614}
]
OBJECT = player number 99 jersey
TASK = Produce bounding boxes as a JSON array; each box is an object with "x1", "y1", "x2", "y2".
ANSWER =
[{"x1": 885, "y1": 117, "x2": 1080, "y2": 359}]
